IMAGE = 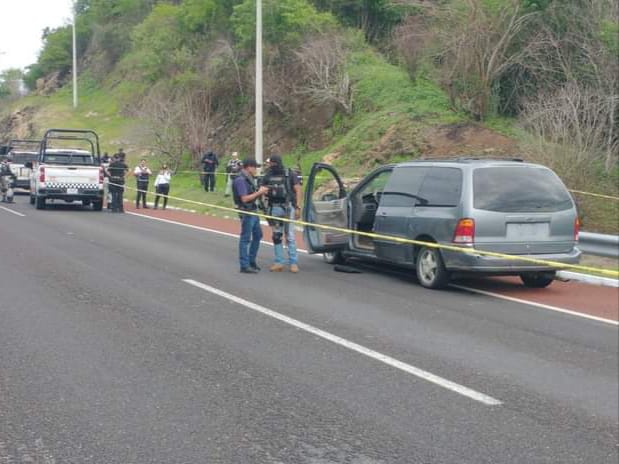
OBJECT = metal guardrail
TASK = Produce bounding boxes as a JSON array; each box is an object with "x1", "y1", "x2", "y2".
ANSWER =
[{"x1": 579, "y1": 232, "x2": 619, "y2": 258}]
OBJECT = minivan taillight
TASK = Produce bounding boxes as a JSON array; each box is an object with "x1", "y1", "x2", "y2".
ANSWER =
[
  {"x1": 453, "y1": 218, "x2": 475, "y2": 244},
  {"x1": 39, "y1": 166, "x2": 46, "y2": 183},
  {"x1": 574, "y1": 217, "x2": 580, "y2": 241}
]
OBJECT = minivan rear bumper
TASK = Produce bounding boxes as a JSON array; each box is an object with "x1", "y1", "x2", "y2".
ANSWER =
[{"x1": 442, "y1": 246, "x2": 581, "y2": 273}]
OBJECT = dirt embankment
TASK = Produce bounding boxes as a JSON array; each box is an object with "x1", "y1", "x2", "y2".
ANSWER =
[{"x1": 0, "y1": 107, "x2": 37, "y2": 143}]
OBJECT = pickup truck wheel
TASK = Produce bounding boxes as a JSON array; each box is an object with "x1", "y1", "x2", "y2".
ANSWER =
[
  {"x1": 520, "y1": 271, "x2": 556, "y2": 288},
  {"x1": 416, "y1": 246, "x2": 450, "y2": 289},
  {"x1": 82, "y1": 200, "x2": 91, "y2": 207},
  {"x1": 35, "y1": 196, "x2": 46, "y2": 210},
  {"x1": 29, "y1": 195, "x2": 35, "y2": 205},
  {"x1": 92, "y1": 200, "x2": 103, "y2": 211},
  {"x1": 323, "y1": 251, "x2": 345, "y2": 265}
]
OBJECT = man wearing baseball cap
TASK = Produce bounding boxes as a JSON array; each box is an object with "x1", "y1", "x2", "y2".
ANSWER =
[{"x1": 232, "y1": 159, "x2": 269, "y2": 273}]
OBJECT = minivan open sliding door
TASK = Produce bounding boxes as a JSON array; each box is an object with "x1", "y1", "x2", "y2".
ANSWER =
[{"x1": 302, "y1": 163, "x2": 349, "y2": 254}]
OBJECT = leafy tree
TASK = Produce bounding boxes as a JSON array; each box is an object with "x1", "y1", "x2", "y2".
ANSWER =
[
  {"x1": 232, "y1": 0, "x2": 337, "y2": 49},
  {"x1": 0, "y1": 69, "x2": 24, "y2": 99}
]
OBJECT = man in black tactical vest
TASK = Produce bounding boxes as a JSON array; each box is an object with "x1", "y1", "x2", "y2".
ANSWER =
[
  {"x1": 108, "y1": 152, "x2": 128, "y2": 213},
  {"x1": 262, "y1": 155, "x2": 302, "y2": 273}
]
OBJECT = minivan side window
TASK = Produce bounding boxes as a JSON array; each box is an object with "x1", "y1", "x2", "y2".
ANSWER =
[
  {"x1": 417, "y1": 167, "x2": 463, "y2": 207},
  {"x1": 380, "y1": 167, "x2": 428, "y2": 207}
]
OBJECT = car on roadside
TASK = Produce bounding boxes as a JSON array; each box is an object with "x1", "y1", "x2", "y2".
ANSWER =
[
  {"x1": 6, "y1": 139, "x2": 41, "y2": 191},
  {"x1": 302, "y1": 158, "x2": 581, "y2": 289},
  {"x1": 26, "y1": 129, "x2": 105, "y2": 211}
]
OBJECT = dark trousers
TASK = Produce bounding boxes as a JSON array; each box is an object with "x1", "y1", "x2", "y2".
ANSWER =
[
  {"x1": 239, "y1": 213, "x2": 262, "y2": 269},
  {"x1": 155, "y1": 184, "x2": 170, "y2": 209},
  {"x1": 110, "y1": 184, "x2": 124, "y2": 212},
  {"x1": 204, "y1": 172, "x2": 216, "y2": 191},
  {"x1": 136, "y1": 181, "x2": 149, "y2": 207}
]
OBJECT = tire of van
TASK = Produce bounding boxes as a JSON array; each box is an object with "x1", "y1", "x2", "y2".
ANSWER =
[
  {"x1": 35, "y1": 196, "x2": 46, "y2": 210},
  {"x1": 416, "y1": 246, "x2": 450, "y2": 289},
  {"x1": 92, "y1": 200, "x2": 103, "y2": 211},
  {"x1": 520, "y1": 271, "x2": 556, "y2": 288},
  {"x1": 323, "y1": 251, "x2": 346, "y2": 265}
]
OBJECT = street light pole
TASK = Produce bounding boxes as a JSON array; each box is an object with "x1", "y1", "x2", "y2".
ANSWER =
[
  {"x1": 255, "y1": 0, "x2": 263, "y2": 166},
  {"x1": 72, "y1": 0, "x2": 78, "y2": 109}
]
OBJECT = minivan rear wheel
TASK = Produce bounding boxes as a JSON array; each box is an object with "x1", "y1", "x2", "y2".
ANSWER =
[
  {"x1": 416, "y1": 247, "x2": 450, "y2": 289},
  {"x1": 323, "y1": 251, "x2": 345, "y2": 265},
  {"x1": 520, "y1": 271, "x2": 556, "y2": 288}
]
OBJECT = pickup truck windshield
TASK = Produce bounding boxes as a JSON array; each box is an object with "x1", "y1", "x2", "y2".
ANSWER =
[{"x1": 44, "y1": 153, "x2": 96, "y2": 165}]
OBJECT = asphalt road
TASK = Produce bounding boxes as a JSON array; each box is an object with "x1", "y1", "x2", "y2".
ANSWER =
[{"x1": 1, "y1": 197, "x2": 617, "y2": 464}]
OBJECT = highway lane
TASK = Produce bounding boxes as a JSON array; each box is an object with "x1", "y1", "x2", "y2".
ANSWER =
[{"x1": 0, "y1": 197, "x2": 617, "y2": 463}]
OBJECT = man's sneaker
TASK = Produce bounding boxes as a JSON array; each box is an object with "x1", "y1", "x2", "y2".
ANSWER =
[
  {"x1": 240, "y1": 267, "x2": 259, "y2": 274},
  {"x1": 250, "y1": 264, "x2": 261, "y2": 271},
  {"x1": 269, "y1": 264, "x2": 285, "y2": 272},
  {"x1": 290, "y1": 264, "x2": 299, "y2": 273}
]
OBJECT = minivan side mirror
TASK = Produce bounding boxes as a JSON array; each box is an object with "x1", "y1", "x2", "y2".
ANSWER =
[{"x1": 24, "y1": 161, "x2": 33, "y2": 169}]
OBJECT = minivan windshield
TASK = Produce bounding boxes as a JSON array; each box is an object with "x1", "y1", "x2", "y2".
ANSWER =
[{"x1": 474, "y1": 166, "x2": 573, "y2": 212}]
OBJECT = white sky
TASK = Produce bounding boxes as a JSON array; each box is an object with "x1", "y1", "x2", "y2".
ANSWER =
[{"x1": 0, "y1": 0, "x2": 73, "y2": 73}]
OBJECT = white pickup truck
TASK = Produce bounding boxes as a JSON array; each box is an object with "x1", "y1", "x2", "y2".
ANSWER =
[
  {"x1": 26, "y1": 129, "x2": 105, "y2": 211},
  {"x1": 7, "y1": 139, "x2": 40, "y2": 191}
]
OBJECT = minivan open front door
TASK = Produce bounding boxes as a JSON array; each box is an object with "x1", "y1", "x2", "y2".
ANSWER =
[{"x1": 302, "y1": 163, "x2": 349, "y2": 254}]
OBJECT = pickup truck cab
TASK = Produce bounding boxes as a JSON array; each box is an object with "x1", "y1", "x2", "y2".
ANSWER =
[
  {"x1": 7, "y1": 139, "x2": 40, "y2": 190},
  {"x1": 27, "y1": 129, "x2": 104, "y2": 211}
]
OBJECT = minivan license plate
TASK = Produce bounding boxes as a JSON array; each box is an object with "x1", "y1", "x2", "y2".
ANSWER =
[
  {"x1": 67, "y1": 188, "x2": 78, "y2": 195},
  {"x1": 506, "y1": 222, "x2": 549, "y2": 240}
]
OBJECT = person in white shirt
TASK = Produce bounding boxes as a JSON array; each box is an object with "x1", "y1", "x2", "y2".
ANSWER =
[
  {"x1": 154, "y1": 164, "x2": 172, "y2": 210},
  {"x1": 134, "y1": 159, "x2": 153, "y2": 208}
]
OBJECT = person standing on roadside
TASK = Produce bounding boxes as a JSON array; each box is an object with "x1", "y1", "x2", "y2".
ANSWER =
[
  {"x1": 232, "y1": 159, "x2": 269, "y2": 274},
  {"x1": 108, "y1": 153, "x2": 128, "y2": 213},
  {"x1": 154, "y1": 164, "x2": 172, "y2": 210},
  {"x1": 262, "y1": 155, "x2": 302, "y2": 273},
  {"x1": 224, "y1": 151, "x2": 242, "y2": 197},
  {"x1": 134, "y1": 159, "x2": 152, "y2": 208},
  {"x1": 201, "y1": 150, "x2": 219, "y2": 192}
]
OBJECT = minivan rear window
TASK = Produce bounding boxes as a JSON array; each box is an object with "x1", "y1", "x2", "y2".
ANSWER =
[{"x1": 474, "y1": 167, "x2": 573, "y2": 212}]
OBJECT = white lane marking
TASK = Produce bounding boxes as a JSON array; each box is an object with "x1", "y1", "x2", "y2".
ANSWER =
[
  {"x1": 126, "y1": 211, "x2": 309, "y2": 253},
  {"x1": 128, "y1": 211, "x2": 615, "y2": 325},
  {"x1": 184, "y1": 278, "x2": 502, "y2": 406},
  {"x1": 451, "y1": 284, "x2": 619, "y2": 326},
  {"x1": 0, "y1": 205, "x2": 26, "y2": 217}
]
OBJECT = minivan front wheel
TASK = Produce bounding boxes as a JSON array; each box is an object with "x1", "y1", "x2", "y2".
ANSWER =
[
  {"x1": 416, "y1": 246, "x2": 450, "y2": 289},
  {"x1": 520, "y1": 271, "x2": 556, "y2": 288},
  {"x1": 323, "y1": 251, "x2": 345, "y2": 265}
]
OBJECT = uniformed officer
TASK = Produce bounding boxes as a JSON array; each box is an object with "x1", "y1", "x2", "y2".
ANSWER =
[{"x1": 108, "y1": 153, "x2": 128, "y2": 213}]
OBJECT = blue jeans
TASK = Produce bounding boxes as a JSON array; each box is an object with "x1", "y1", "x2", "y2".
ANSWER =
[
  {"x1": 239, "y1": 213, "x2": 262, "y2": 269},
  {"x1": 271, "y1": 205, "x2": 298, "y2": 265}
]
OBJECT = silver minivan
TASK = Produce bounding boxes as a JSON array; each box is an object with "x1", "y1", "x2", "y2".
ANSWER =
[{"x1": 302, "y1": 158, "x2": 581, "y2": 289}]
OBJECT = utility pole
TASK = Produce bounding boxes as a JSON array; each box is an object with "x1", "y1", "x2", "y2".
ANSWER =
[
  {"x1": 72, "y1": 0, "x2": 78, "y2": 108},
  {"x1": 255, "y1": 0, "x2": 263, "y2": 166}
]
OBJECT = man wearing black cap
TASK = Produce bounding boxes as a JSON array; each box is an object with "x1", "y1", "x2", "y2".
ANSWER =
[
  {"x1": 108, "y1": 152, "x2": 129, "y2": 213},
  {"x1": 232, "y1": 159, "x2": 269, "y2": 273},
  {"x1": 262, "y1": 155, "x2": 302, "y2": 273}
]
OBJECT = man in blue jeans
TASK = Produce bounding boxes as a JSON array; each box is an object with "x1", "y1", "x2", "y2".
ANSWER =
[{"x1": 232, "y1": 159, "x2": 269, "y2": 274}]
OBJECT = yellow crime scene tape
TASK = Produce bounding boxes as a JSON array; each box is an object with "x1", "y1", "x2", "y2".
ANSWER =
[
  {"x1": 109, "y1": 181, "x2": 619, "y2": 278},
  {"x1": 568, "y1": 190, "x2": 619, "y2": 201}
]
